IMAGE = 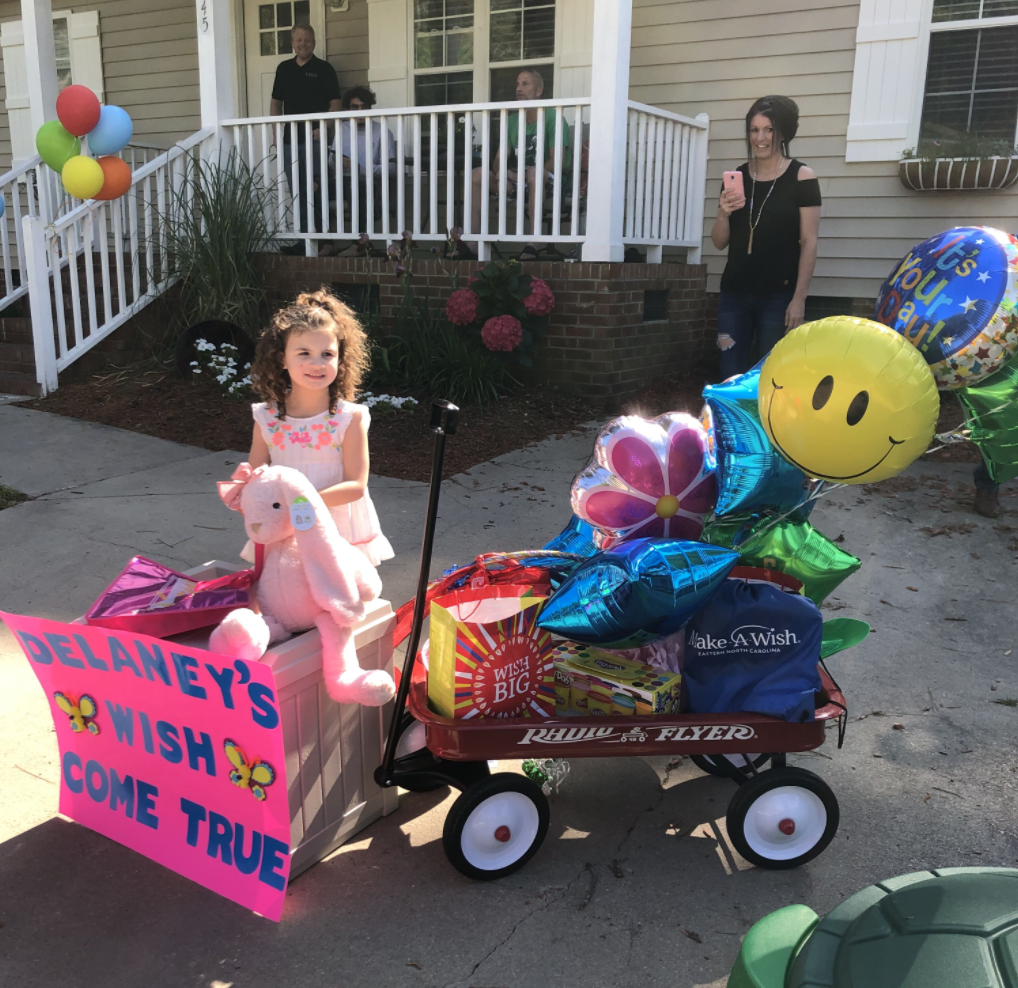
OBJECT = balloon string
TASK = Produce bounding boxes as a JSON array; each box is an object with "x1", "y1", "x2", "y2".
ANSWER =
[
  {"x1": 716, "y1": 479, "x2": 847, "y2": 552},
  {"x1": 921, "y1": 394, "x2": 1018, "y2": 455}
]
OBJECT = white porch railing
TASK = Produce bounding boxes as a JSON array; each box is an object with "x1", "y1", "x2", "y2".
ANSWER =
[
  {"x1": 624, "y1": 103, "x2": 709, "y2": 261},
  {"x1": 24, "y1": 129, "x2": 215, "y2": 394},
  {"x1": 223, "y1": 99, "x2": 592, "y2": 257},
  {"x1": 0, "y1": 143, "x2": 169, "y2": 314}
]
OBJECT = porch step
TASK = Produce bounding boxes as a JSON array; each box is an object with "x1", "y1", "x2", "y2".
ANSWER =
[
  {"x1": 0, "y1": 316, "x2": 34, "y2": 346},
  {"x1": 0, "y1": 369, "x2": 40, "y2": 397}
]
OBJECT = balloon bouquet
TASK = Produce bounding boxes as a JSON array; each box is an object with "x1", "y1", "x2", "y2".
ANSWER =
[
  {"x1": 536, "y1": 224, "x2": 1018, "y2": 661},
  {"x1": 35, "y1": 85, "x2": 134, "y2": 202}
]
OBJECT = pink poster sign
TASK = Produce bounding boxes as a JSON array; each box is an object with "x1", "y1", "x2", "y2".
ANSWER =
[{"x1": 1, "y1": 611, "x2": 291, "y2": 921}]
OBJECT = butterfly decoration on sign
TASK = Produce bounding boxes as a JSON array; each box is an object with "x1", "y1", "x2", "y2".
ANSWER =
[
  {"x1": 53, "y1": 692, "x2": 100, "y2": 735},
  {"x1": 224, "y1": 739, "x2": 276, "y2": 801}
]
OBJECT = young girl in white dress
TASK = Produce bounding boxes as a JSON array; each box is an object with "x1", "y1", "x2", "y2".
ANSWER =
[{"x1": 243, "y1": 288, "x2": 393, "y2": 566}]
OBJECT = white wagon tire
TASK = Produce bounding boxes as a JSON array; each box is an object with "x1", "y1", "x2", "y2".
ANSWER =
[
  {"x1": 443, "y1": 774, "x2": 550, "y2": 880},
  {"x1": 726, "y1": 766, "x2": 839, "y2": 870}
]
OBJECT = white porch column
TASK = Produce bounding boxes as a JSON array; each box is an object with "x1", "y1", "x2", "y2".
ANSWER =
[
  {"x1": 197, "y1": 0, "x2": 238, "y2": 129},
  {"x1": 581, "y1": 0, "x2": 632, "y2": 263},
  {"x1": 20, "y1": 0, "x2": 58, "y2": 135}
]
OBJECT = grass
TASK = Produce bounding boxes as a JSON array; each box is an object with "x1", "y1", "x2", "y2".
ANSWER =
[
  {"x1": 0, "y1": 484, "x2": 28, "y2": 510},
  {"x1": 992, "y1": 698, "x2": 1018, "y2": 708}
]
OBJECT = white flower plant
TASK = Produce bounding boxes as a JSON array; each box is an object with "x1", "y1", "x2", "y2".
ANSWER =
[
  {"x1": 190, "y1": 339, "x2": 253, "y2": 399},
  {"x1": 358, "y1": 392, "x2": 419, "y2": 415}
]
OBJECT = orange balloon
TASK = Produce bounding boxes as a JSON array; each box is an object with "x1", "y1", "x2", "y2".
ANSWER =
[{"x1": 94, "y1": 156, "x2": 132, "y2": 201}]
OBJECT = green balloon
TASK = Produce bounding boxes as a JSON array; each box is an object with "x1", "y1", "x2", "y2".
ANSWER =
[
  {"x1": 702, "y1": 513, "x2": 861, "y2": 604},
  {"x1": 957, "y1": 354, "x2": 1018, "y2": 485},
  {"x1": 35, "y1": 120, "x2": 81, "y2": 172}
]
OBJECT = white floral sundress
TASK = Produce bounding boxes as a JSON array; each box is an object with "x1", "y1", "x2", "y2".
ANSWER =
[{"x1": 242, "y1": 400, "x2": 394, "y2": 567}]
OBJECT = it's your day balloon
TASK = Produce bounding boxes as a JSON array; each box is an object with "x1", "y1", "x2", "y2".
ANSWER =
[
  {"x1": 758, "y1": 316, "x2": 939, "y2": 484},
  {"x1": 874, "y1": 226, "x2": 1018, "y2": 388}
]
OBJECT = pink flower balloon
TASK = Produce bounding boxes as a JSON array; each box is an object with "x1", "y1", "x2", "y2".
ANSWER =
[{"x1": 571, "y1": 412, "x2": 717, "y2": 546}]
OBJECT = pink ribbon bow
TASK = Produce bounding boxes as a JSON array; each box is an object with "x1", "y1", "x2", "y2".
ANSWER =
[{"x1": 217, "y1": 462, "x2": 258, "y2": 512}]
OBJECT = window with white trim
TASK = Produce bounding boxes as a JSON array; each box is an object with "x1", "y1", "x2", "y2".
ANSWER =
[
  {"x1": 918, "y1": 1, "x2": 1018, "y2": 153},
  {"x1": 411, "y1": 0, "x2": 556, "y2": 106}
]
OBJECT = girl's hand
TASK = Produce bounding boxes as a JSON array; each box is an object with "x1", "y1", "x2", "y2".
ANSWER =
[
  {"x1": 785, "y1": 297, "x2": 806, "y2": 331},
  {"x1": 718, "y1": 188, "x2": 746, "y2": 217}
]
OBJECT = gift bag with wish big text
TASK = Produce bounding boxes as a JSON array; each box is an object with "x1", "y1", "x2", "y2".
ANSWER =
[{"x1": 427, "y1": 586, "x2": 556, "y2": 719}]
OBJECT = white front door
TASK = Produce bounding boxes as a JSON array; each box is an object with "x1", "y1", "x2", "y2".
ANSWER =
[{"x1": 244, "y1": 0, "x2": 326, "y2": 117}]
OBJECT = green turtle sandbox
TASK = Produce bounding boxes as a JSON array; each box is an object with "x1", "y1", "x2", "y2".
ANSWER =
[{"x1": 729, "y1": 868, "x2": 1018, "y2": 988}]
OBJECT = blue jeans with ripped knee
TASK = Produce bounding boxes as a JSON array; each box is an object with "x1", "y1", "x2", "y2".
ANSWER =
[{"x1": 716, "y1": 290, "x2": 794, "y2": 381}]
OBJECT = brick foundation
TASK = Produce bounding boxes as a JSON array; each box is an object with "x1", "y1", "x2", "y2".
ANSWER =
[{"x1": 253, "y1": 253, "x2": 710, "y2": 398}]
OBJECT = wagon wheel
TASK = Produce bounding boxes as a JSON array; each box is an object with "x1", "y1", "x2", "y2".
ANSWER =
[
  {"x1": 726, "y1": 766, "x2": 839, "y2": 870},
  {"x1": 443, "y1": 773, "x2": 550, "y2": 881},
  {"x1": 690, "y1": 752, "x2": 771, "y2": 779}
]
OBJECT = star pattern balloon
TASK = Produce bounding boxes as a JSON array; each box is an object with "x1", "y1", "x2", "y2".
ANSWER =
[
  {"x1": 956, "y1": 354, "x2": 1018, "y2": 485},
  {"x1": 702, "y1": 513, "x2": 860, "y2": 605},
  {"x1": 702, "y1": 367, "x2": 811, "y2": 516},
  {"x1": 874, "y1": 226, "x2": 1018, "y2": 388},
  {"x1": 537, "y1": 538, "x2": 739, "y2": 649},
  {"x1": 571, "y1": 412, "x2": 717, "y2": 547}
]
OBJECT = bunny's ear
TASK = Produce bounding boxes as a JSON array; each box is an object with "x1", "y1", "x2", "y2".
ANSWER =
[{"x1": 218, "y1": 462, "x2": 255, "y2": 511}]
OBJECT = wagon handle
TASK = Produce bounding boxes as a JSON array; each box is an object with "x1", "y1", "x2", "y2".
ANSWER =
[{"x1": 377, "y1": 400, "x2": 459, "y2": 786}]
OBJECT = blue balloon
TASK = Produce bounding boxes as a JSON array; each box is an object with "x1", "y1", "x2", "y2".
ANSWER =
[
  {"x1": 703, "y1": 367, "x2": 810, "y2": 516},
  {"x1": 873, "y1": 226, "x2": 1018, "y2": 388},
  {"x1": 87, "y1": 105, "x2": 133, "y2": 156},
  {"x1": 0, "y1": 196, "x2": 5, "y2": 219},
  {"x1": 542, "y1": 514, "x2": 599, "y2": 557},
  {"x1": 538, "y1": 538, "x2": 739, "y2": 649}
]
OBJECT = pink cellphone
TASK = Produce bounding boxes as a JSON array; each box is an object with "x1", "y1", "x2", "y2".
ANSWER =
[{"x1": 723, "y1": 170, "x2": 745, "y2": 198}]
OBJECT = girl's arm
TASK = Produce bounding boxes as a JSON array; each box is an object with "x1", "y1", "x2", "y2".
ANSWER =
[
  {"x1": 711, "y1": 187, "x2": 746, "y2": 251},
  {"x1": 318, "y1": 410, "x2": 369, "y2": 508},
  {"x1": 249, "y1": 422, "x2": 271, "y2": 468},
  {"x1": 786, "y1": 167, "x2": 821, "y2": 330}
]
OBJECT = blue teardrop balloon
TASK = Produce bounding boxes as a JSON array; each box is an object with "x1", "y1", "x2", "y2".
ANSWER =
[
  {"x1": 538, "y1": 538, "x2": 739, "y2": 648},
  {"x1": 543, "y1": 514, "x2": 599, "y2": 557},
  {"x1": 703, "y1": 366, "x2": 811, "y2": 516}
]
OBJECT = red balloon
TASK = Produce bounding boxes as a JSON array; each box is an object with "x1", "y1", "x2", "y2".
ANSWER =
[
  {"x1": 94, "y1": 156, "x2": 132, "y2": 200},
  {"x1": 56, "y1": 85, "x2": 101, "y2": 137}
]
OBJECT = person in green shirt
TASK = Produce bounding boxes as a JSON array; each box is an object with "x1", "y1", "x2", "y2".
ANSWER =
[{"x1": 460, "y1": 69, "x2": 572, "y2": 260}]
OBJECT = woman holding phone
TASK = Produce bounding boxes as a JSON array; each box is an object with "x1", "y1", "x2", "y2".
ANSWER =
[{"x1": 711, "y1": 95, "x2": 821, "y2": 379}]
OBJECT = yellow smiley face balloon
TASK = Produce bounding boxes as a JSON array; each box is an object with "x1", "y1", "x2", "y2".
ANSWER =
[{"x1": 758, "y1": 315, "x2": 939, "y2": 484}]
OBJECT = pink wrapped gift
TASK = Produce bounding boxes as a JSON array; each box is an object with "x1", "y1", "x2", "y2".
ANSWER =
[{"x1": 85, "y1": 546, "x2": 263, "y2": 637}]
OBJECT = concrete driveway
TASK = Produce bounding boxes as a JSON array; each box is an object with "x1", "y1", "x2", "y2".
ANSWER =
[{"x1": 1, "y1": 402, "x2": 1016, "y2": 988}]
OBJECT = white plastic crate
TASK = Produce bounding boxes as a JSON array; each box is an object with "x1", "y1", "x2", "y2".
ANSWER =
[{"x1": 178, "y1": 561, "x2": 399, "y2": 878}]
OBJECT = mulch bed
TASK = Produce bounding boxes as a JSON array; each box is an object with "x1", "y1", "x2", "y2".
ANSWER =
[
  {"x1": 24, "y1": 369, "x2": 709, "y2": 481},
  {"x1": 23, "y1": 366, "x2": 979, "y2": 480}
]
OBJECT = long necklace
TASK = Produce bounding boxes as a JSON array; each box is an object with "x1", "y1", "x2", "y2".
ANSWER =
[{"x1": 747, "y1": 157, "x2": 787, "y2": 255}]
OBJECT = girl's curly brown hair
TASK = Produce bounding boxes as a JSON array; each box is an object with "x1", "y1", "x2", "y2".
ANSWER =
[{"x1": 250, "y1": 288, "x2": 369, "y2": 418}]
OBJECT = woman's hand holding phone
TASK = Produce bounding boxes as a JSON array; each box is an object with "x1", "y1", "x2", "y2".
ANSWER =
[{"x1": 719, "y1": 170, "x2": 746, "y2": 217}]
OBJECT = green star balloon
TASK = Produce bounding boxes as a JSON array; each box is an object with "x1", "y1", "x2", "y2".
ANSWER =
[
  {"x1": 702, "y1": 513, "x2": 861, "y2": 604},
  {"x1": 956, "y1": 355, "x2": 1018, "y2": 485}
]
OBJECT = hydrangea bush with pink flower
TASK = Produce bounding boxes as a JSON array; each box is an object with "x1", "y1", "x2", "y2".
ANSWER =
[{"x1": 443, "y1": 258, "x2": 555, "y2": 367}]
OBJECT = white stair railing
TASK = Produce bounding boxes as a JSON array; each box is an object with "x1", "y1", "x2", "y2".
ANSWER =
[{"x1": 25, "y1": 128, "x2": 215, "y2": 394}]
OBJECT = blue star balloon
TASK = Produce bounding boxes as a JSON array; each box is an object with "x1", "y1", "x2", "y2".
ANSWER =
[
  {"x1": 873, "y1": 226, "x2": 1018, "y2": 389},
  {"x1": 542, "y1": 514, "x2": 599, "y2": 557},
  {"x1": 537, "y1": 538, "x2": 739, "y2": 649},
  {"x1": 703, "y1": 367, "x2": 812, "y2": 516}
]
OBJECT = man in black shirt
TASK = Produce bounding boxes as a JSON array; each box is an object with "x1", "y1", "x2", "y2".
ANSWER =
[{"x1": 270, "y1": 23, "x2": 341, "y2": 237}]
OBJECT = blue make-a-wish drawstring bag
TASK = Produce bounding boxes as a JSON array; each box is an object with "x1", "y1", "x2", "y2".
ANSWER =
[{"x1": 684, "y1": 576, "x2": 823, "y2": 722}]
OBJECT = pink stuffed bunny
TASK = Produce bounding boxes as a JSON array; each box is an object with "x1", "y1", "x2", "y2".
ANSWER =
[{"x1": 210, "y1": 463, "x2": 395, "y2": 707}]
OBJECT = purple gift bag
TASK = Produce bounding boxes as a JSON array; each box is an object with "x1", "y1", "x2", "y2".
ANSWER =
[{"x1": 85, "y1": 545, "x2": 263, "y2": 638}]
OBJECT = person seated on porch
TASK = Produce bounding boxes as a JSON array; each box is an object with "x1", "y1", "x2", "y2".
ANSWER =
[
  {"x1": 270, "y1": 22, "x2": 341, "y2": 247},
  {"x1": 321, "y1": 86, "x2": 396, "y2": 257},
  {"x1": 456, "y1": 69, "x2": 572, "y2": 261}
]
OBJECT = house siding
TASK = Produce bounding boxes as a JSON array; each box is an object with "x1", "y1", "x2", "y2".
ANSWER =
[
  {"x1": 629, "y1": 0, "x2": 1018, "y2": 301},
  {"x1": 0, "y1": 0, "x2": 369, "y2": 173}
]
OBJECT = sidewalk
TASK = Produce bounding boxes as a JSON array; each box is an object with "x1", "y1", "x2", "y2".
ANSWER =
[{"x1": 1, "y1": 403, "x2": 1016, "y2": 988}]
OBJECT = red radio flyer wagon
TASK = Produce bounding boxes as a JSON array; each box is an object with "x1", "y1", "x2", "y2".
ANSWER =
[{"x1": 374, "y1": 402, "x2": 849, "y2": 881}]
